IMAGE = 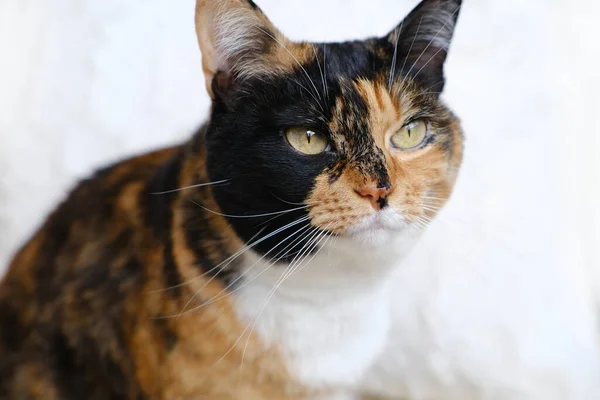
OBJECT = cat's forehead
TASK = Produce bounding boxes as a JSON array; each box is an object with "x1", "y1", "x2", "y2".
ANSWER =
[
  {"x1": 300, "y1": 40, "x2": 417, "y2": 127},
  {"x1": 329, "y1": 78, "x2": 402, "y2": 140},
  {"x1": 302, "y1": 43, "x2": 417, "y2": 142},
  {"x1": 313, "y1": 40, "x2": 387, "y2": 80},
  {"x1": 247, "y1": 36, "x2": 433, "y2": 141}
]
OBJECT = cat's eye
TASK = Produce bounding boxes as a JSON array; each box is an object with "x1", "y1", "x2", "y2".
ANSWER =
[
  {"x1": 391, "y1": 120, "x2": 428, "y2": 150},
  {"x1": 285, "y1": 127, "x2": 330, "y2": 155}
]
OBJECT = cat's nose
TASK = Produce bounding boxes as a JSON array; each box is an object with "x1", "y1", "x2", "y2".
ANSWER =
[{"x1": 356, "y1": 182, "x2": 391, "y2": 210}]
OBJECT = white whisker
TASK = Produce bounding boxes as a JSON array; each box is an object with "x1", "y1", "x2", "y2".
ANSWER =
[
  {"x1": 405, "y1": 6, "x2": 461, "y2": 79},
  {"x1": 388, "y1": 20, "x2": 404, "y2": 91},
  {"x1": 323, "y1": 43, "x2": 329, "y2": 101},
  {"x1": 313, "y1": 44, "x2": 327, "y2": 103},
  {"x1": 156, "y1": 216, "x2": 311, "y2": 319},
  {"x1": 290, "y1": 76, "x2": 323, "y2": 106},
  {"x1": 191, "y1": 200, "x2": 307, "y2": 219},
  {"x1": 412, "y1": 43, "x2": 450, "y2": 81},
  {"x1": 150, "y1": 179, "x2": 230, "y2": 195},
  {"x1": 399, "y1": 16, "x2": 423, "y2": 87},
  {"x1": 256, "y1": 27, "x2": 324, "y2": 110},
  {"x1": 185, "y1": 224, "x2": 316, "y2": 313},
  {"x1": 149, "y1": 226, "x2": 267, "y2": 294}
]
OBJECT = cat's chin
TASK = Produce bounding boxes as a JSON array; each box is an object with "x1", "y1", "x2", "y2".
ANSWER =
[{"x1": 343, "y1": 208, "x2": 412, "y2": 249}]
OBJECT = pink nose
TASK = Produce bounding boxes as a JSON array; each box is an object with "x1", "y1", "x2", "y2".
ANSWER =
[{"x1": 356, "y1": 183, "x2": 391, "y2": 210}]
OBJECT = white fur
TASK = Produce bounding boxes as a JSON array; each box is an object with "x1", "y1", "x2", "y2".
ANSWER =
[
  {"x1": 234, "y1": 209, "x2": 421, "y2": 395},
  {"x1": 213, "y1": 6, "x2": 261, "y2": 68}
]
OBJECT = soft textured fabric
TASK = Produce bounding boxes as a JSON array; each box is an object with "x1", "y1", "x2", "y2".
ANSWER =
[{"x1": 0, "y1": 1, "x2": 599, "y2": 398}]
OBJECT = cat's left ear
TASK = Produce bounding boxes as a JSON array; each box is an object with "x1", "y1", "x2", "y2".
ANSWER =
[
  {"x1": 195, "y1": 0, "x2": 302, "y2": 100},
  {"x1": 386, "y1": 0, "x2": 462, "y2": 94}
]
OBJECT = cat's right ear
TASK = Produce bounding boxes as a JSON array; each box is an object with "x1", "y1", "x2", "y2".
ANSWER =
[
  {"x1": 386, "y1": 0, "x2": 462, "y2": 95},
  {"x1": 195, "y1": 0, "x2": 290, "y2": 100}
]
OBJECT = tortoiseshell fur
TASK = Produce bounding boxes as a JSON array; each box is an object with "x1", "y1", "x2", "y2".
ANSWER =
[{"x1": 0, "y1": 0, "x2": 463, "y2": 398}]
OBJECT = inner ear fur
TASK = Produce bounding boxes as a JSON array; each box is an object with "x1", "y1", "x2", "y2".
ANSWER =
[{"x1": 195, "y1": 0, "x2": 308, "y2": 99}]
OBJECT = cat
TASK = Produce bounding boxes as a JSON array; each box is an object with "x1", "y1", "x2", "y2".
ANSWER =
[{"x1": 0, "y1": 0, "x2": 463, "y2": 399}]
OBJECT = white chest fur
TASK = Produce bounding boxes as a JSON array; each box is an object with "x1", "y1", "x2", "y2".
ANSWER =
[{"x1": 233, "y1": 232, "x2": 417, "y2": 393}]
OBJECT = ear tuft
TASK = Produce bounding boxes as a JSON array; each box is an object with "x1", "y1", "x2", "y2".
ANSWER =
[
  {"x1": 388, "y1": 0, "x2": 462, "y2": 94},
  {"x1": 195, "y1": 0, "x2": 284, "y2": 98}
]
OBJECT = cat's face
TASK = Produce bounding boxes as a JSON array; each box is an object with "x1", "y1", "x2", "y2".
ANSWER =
[{"x1": 196, "y1": 0, "x2": 463, "y2": 258}]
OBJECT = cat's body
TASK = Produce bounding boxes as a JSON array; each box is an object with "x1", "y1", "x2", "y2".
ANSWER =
[
  {"x1": 0, "y1": 0, "x2": 463, "y2": 399},
  {"x1": 0, "y1": 129, "x2": 396, "y2": 399}
]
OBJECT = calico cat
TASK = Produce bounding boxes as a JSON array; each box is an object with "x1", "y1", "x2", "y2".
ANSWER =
[{"x1": 0, "y1": 0, "x2": 463, "y2": 399}]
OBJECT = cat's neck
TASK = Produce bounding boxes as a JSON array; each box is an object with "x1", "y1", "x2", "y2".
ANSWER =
[
  {"x1": 231, "y1": 236, "x2": 410, "y2": 391},
  {"x1": 238, "y1": 231, "x2": 418, "y2": 302}
]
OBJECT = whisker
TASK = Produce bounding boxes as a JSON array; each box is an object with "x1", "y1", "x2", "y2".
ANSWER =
[
  {"x1": 405, "y1": 6, "x2": 461, "y2": 79},
  {"x1": 179, "y1": 215, "x2": 309, "y2": 307},
  {"x1": 421, "y1": 195, "x2": 447, "y2": 201},
  {"x1": 289, "y1": 77, "x2": 323, "y2": 107},
  {"x1": 421, "y1": 201, "x2": 444, "y2": 209},
  {"x1": 286, "y1": 228, "x2": 332, "y2": 280},
  {"x1": 279, "y1": 226, "x2": 326, "y2": 273},
  {"x1": 312, "y1": 44, "x2": 327, "y2": 103},
  {"x1": 150, "y1": 179, "x2": 230, "y2": 195},
  {"x1": 268, "y1": 226, "x2": 318, "y2": 264},
  {"x1": 388, "y1": 20, "x2": 404, "y2": 91},
  {"x1": 399, "y1": 16, "x2": 423, "y2": 87},
  {"x1": 422, "y1": 80, "x2": 446, "y2": 93},
  {"x1": 421, "y1": 208, "x2": 441, "y2": 215},
  {"x1": 148, "y1": 226, "x2": 267, "y2": 294},
  {"x1": 257, "y1": 211, "x2": 290, "y2": 228},
  {"x1": 183, "y1": 224, "x2": 316, "y2": 313},
  {"x1": 268, "y1": 191, "x2": 313, "y2": 206},
  {"x1": 415, "y1": 215, "x2": 434, "y2": 226},
  {"x1": 323, "y1": 43, "x2": 329, "y2": 102},
  {"x1": 414, "y1": 90, "x2": 443, "y2": 98},
  {"x1": 412, "y1": 43, "x2": 450, "y2": 81},
  {"x1": 256, "y1": 27, "x2": 324, "y2": 109},
  {"x1": 190, "y1": 200, "x2": 307, "y2": 219},
  {"x1": 155, "y1": 216, "x2": 311, "y2": 318},
  {"x1": 421, "y1": 202, "x2": 446, "y2": 208},
  {"x1": 193, "y1": 228, "x2": 319, "y2": 336},
  {"x1": 412, "y1": 219, "x2": 428, "y2": 231}
]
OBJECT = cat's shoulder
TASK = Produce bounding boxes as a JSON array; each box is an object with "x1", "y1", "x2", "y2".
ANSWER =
[{"x1": 2, "y1": 144, "x2": 183, "y2": 289}]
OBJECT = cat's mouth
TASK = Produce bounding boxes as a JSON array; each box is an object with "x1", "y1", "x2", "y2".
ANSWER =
[{"x1": 343, "y1": 208, "x2": 408, "y2": 245}]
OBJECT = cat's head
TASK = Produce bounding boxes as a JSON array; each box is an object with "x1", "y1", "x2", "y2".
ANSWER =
[{"x1": 195, "y1": 0, "x2": 463, "y2": 258}]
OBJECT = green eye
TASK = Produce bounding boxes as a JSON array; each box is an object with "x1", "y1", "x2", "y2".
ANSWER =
[
  {"x1": 391, "y1": 120, "x2": 428, "y2": 149},
  {"x1": 285, "y1": 127, "x2": 329, "y2": 155}
]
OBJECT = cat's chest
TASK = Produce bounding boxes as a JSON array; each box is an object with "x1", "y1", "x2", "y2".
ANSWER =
[{"x1": 234, "y1": 252, "x2": 394, "y2": 392}]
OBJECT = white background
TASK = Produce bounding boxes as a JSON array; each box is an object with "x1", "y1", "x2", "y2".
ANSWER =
[{"x1": 1, "y1": 0, "x2": 599, "y2": 398}]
